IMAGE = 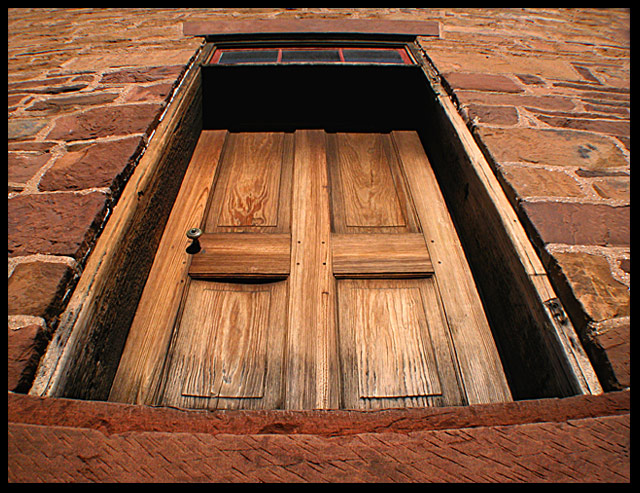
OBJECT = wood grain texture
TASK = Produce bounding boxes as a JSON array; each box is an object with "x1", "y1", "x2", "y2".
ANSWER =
[
  {"x1": 352, "y1": 286, "x2": 442, "y2": 398},
  {"x1": 179, "y1": 287, "x2": 270, "y2": 398},
  {"x1": 158, "y1": 280, "x2": 288, "y2": 410},
  {"x1": 338, "y1": 133, "x2": 404, "y2": 227},
  {"x1": 328, "y1": 132, "x2": 418, "y2": 234},
  {"x1": 217, "y1": 132, "x2": 281, "y2": 227},
  {"x1": 189, "y1": 233, "x2": 290, "y2": 278},
  {"x1": 205, "y1": 132, "x2": 292, "y2": 233},
  {"x1": 110, "y1": 129, "x2": 512, "y2": 411},
  {"x1": 392, "y1": 130, "x2": 512, "y2": 405},
  {"x1": 337, "y1": 278, "x2": 465, "y2": 409},
  {"x1": 108, "y1": 130, "x2": 227, "y2": 405},
  {"x1": 285, "y1": 130, "x2": 339, "y2": 409},
  {"x1": 332, "y1": 233, "x2": 432, "y2": 277}
]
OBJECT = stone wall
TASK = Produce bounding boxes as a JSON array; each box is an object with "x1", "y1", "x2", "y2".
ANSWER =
[
  {"x1": 8, "y1": 8, "x2": 203, "y2": 391},
  {"x1": 8, "y1": 8, "x2": 630, "y2": 482},
  {"x1": 414, "y1": 9, "x2": 630, "y2": 390},
  {"x1": 9, "y1": 7, "x2": 629, "y2": 395}
]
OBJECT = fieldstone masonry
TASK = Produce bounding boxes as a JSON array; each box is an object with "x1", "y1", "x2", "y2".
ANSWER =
[{"x1": 8, "y1": 9, "x2": 629, "y2": 482}]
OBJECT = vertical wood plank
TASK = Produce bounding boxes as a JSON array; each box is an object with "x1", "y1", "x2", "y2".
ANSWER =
[
  {"x1": 419, "y1": 277, "x2": 467, "y2": 407},
  {"x1": 108, "y1": 130, "x2": 228, "y2": 405},
  {"x1": 392, "y1": 130, "x2": 512, "y2": 405},
  {"x1": 285, "y1": 130, "x2": 339, "y2": 409}
]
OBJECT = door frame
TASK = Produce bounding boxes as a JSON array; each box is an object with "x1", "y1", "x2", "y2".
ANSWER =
[{"x1": 30, "y1": 31, "x2": 602, "y2": 402}]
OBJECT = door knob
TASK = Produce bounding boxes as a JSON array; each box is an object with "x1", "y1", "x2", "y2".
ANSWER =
[{"x1": 186, "y1": 227, "x2": 202, "y2": 254}]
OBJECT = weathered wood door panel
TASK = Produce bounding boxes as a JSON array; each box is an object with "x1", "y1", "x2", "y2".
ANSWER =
[
  {"x1": 338, "y1": 278, "x2": 464, "y2": 409},
  {"x1": 328, "y1": 132, "x2": 419, "y2": 233},
  {"x1": 109, "y1": 129, "x2": 512, "y2": 409},
  {"x1": 205, "y1": 131, "x2": 293, "y2": 232},
  {"x1": 161, "y1": 279, "x2": 288, "y2": 410}
]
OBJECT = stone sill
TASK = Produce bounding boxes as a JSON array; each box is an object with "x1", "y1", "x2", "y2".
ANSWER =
[{"x1": 8, "y1": 390, "x2": 629, "y2": 437}]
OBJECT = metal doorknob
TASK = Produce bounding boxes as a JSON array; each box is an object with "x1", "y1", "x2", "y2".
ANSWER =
[
  {"x1": 186, "y1": 227, "x2": 202, "y2": 240},
  {"x1": 186, "y1": 227, "x2": 202, "y2": 254}
]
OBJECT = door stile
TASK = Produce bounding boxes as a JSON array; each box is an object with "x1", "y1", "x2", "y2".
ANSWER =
[
  {"x1": 109, "y1": 130, "x2": 228, "y2": 405},
  {"x1": 391, "y1": 130, "x2": 512, "y2": 404},
  {"x1": 285, "y1": 130, "x2": 340, "y2": 409}
]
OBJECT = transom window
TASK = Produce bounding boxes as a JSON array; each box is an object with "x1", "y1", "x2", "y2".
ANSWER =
[{"x1": 207, "y1": 46, "x2": 414, "y2": 65}]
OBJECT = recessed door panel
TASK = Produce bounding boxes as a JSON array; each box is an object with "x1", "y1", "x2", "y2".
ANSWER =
[
  {"x1": 161, "y1": 280, "x2": 287, "y2": 410},
  {"x1": 328, "y1": 132, "x2": 419, "y2": 234},
  {"x1": 341, "y1": 282, "x2": 442, "y2": 398},
  {"x1": 337, "y1": 133, "x2": 405, "y2": 227},
  {"x1": 337, "y1": 278, "x2": 465, "y2": 409},
  {"x1": 206, "y1": 132, "x2": 292, "y2": 233}
]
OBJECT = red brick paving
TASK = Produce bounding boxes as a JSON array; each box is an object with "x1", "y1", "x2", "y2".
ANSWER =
[
  {"x1": 8, "y1": 391, "x2": 630, "y2": 482},
  {"x1": 8, "y1": 413, "x2": 629, "y2": 482}
]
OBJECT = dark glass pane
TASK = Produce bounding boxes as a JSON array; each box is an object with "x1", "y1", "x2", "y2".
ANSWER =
[
  {"x1": 281, "y1": 50, "x2": 341, "y2": 63},
  {"x1": 343, "y1": 49, "x2": 405, "y2": 64},
  {"x1": 218, "y1": 50, "x2": 279, "y2": 64}
]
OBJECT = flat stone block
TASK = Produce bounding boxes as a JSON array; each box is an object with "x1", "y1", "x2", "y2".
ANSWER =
[
  {"x1": 8, "y1": 324, "x2": 47, "y2": 392},
  {"x1": 499, "y1": 165, "x2": 584, "y2": 199},
  {"x1": 522, "y1": 201, "x2": 630, "y2": 247},
  {"x1": 39, "y1": 136, "x2": 141, "y2": 191},
  {"x1": 46, "y1": 103, "x2": 162, "y2": 141},
  {"x1": 466, "y1": 104, "x2": 519, "y2": 125},
  {"x1": 99, "y1": 65, "x2": 184, "y2": 85},
  {"x1": 8, "y1": 192, "x2": 107, "y2": 258},
  {"x1": 553, "y1": 251, "x2": 630, "y2": 321},
  {"x1": 477, "y1": 127, "x2": 628, "y2": 169},
  {"x1": 8, "y1": 152, "x2": 51, "y2": 184},
  {"x1": 443, "y1": 72, "x2": 523, "y2": 93},
  {"x1": 8, "y1": 118, "x2": 48, "y2": 141},
  {"x1": 8, "y1": 261, "x2": 73, "y2": 317},
  {"x1": 592, "y1": 318, "x2": 630, "y2": 388}
]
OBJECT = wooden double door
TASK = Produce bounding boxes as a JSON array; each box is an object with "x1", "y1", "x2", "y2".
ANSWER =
[{"x1": 109, "y1": 129, "x2": 512, "y2": 410}]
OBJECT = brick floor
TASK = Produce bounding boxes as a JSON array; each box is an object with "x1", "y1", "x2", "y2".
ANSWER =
[
  {"x1": 8, "y1": 391, "x2": 630, "y2": 483},
  {"x1": 8, "y1": 413, "x2": 629, "y2": 483}
]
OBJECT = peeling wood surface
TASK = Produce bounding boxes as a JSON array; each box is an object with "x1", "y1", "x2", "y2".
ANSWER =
[{"x1": 109, "y1": 130, "x2": 227, "y2": 404}]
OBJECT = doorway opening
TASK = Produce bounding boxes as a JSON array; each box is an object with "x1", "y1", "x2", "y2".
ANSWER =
[{"x1": 31, "y1": 39, "x2": 602, "y2": 407}]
